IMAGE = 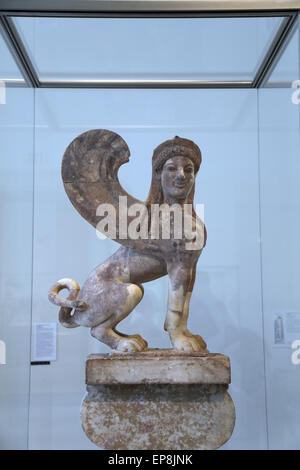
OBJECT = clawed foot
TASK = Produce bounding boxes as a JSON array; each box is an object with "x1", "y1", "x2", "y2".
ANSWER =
[
  {"x1": 91, "y1": 326, "x2": 148, "y2": 352},
  {"x1": 170, "y1": 330, "x2": 208, "y2": 353},
  {"x1": 115, "y1": 334, "x2": 148, "y2": 352}
]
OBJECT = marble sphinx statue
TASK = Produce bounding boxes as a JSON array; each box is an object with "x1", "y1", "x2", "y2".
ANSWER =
[{"x1": 49, "y1": 130, "x2": 208, "y2": 354}]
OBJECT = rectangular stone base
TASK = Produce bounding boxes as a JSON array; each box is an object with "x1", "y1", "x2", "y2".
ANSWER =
[{"x1": 86, "y1": 348, "x2": 231, "y2": 385}]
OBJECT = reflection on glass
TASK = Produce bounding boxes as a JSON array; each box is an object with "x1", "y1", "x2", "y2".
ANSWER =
[
  {"x1": 12, "y1": 16, "x2": 285, "y2": 82},
  {"x1": 265, "y1": 25, "x2": 299, "y2": 87},
  {"x1": 0, "y1": 28, "x2": 25, "y2": 85}
]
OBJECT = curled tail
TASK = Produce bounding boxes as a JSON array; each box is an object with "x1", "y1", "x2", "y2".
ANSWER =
[{"x1": 48, "y1": 278, "x2": 88, "y2": 328}]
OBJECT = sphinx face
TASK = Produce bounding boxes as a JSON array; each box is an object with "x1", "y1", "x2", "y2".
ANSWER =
[{"x1": 161, "y1": 156, "x2": 195, "y2": 203}]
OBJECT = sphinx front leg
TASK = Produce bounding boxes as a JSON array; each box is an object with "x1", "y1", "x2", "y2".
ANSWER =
[
  {"x1": 165, "y1": 262, "x2": 207, "y2": 353},
  {"x1": 180, "y1": 291, "x2": 208, "y2": 352},
  {"x1": 91, "y1": 283, "x2": 148, "y2": 352}
]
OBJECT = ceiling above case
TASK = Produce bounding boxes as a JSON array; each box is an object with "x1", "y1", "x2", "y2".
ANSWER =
[{"x1": 0, "y1": 2, "x2": 298, "y2": 88}]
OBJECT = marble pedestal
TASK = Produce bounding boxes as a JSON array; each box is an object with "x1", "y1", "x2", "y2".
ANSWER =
[{"x1": 80, "y1": 349, "x2": 235, "y2": 450}]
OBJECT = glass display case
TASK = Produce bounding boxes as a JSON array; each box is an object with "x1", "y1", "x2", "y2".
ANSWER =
[{"x1": 0, "y1": 1, "x2": 299, "y2": 450}]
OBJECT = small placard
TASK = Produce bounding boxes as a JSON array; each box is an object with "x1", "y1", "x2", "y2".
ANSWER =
[
  {"x1": 33, "y1": 323, "x2": 57, "y2": 362},
  {"x1": 273, "y1": 313, "x2": 300, "y2": 348}
]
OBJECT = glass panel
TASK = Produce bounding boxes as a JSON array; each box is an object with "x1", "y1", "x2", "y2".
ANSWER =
[
  {"x1": 258, "y1": 14, "x2": 300, "y2": 449},
  {"x1": 0, "y1": 88, "x2": 34, "y2": 446},
  {"x1": 12, "y1": 16, "x2": 284, "y2": 82},
  {"x1": 0, "y1": 28, "x2": 25, "y2": 84},
  {"x1": 27, "y1": 87, "x2": 267, "y2": 449}
]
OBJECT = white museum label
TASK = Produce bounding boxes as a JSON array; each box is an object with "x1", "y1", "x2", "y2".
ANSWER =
[{"x1": 33, "y1": 322, "x2": 57, "y2": 362}]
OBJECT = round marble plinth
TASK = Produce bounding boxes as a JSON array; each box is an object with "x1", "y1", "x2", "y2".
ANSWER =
[
  {"x1": 81, "y1": 350, "x2": 235, "y2": 449},
  {"x1": 81, "y1": 382, "x2": 235, "y2": 450}
]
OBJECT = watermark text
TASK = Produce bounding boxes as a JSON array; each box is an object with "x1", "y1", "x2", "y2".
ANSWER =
[
  {"x1": 0, "y1": 80, "x2": 6, "y2": 105},
  {"x1": 95, "y1": 196, "x2": 205, "y2": 251},
  {"x1": 0, "y1": 340, "x2": 6, "y2": 364},
  {"x1": 291, "y1": 339, "x2": 300, "y2": 365},
  {"x1": 291, "y1": 80, "x2": 300, "y2": 104}
]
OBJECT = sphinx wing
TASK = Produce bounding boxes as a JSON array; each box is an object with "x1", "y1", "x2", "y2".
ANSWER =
[{"x1": 62, "y1": 129, "x2": 151, "y2": 250}]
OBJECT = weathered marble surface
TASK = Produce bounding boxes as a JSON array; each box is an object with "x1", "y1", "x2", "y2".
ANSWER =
[
  {"x1": 86, "y1": 349, "x2": 231, "y2": 385},
  {"x1": 81, "y1": 350, "x2": 235, "y2": 450},
  {"x1": 49, "y1": 130, "x2": 209, "y2": 354}
]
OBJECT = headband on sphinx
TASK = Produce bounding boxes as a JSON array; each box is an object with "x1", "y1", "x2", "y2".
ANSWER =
[{"x1": 152, "y1": 136, "x2": 202, "y2": 174}]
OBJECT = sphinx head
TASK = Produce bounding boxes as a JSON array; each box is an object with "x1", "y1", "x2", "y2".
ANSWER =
[{"x1": 146, "y1": 136, "x2": 202, "y2": 207}]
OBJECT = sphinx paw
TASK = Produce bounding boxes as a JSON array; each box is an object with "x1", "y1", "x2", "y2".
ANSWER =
[
  {"x1": 116, "y1": 334, "x2": 148, "y2": 352},
  {"x1": 170, "y1": 332, "x2": 208, "y2": 353},
  {"x1": 184, "y1": 331, "x2": 208, "y2": 351}
]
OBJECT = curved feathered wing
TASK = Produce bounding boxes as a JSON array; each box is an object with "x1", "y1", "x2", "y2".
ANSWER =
[{"x1": 62, "y1": 129, "x2": 156, "y2": 252}]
